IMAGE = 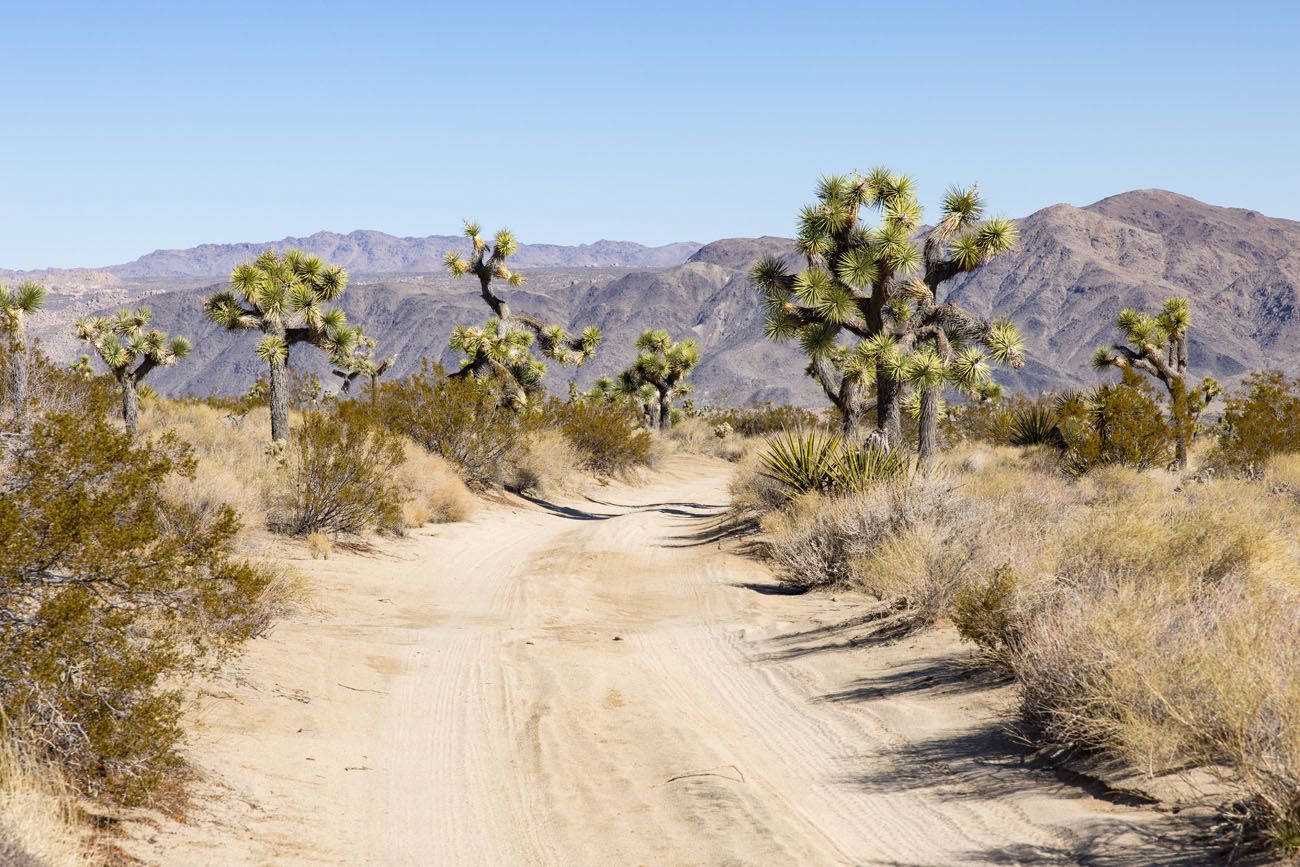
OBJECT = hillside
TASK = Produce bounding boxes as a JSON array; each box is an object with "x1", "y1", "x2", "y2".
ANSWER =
[{"x1": 25, "y1": 189, "x2": 1300, "y2": 405}]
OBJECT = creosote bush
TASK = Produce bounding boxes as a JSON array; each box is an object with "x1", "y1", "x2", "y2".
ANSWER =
[
  {"x1": 548, "y1": 398, "x2": 653, "y2": 475},
  {"x1": 0, "y1": 409, "x2": 279, "y2": 802},
  {"x1": 270, "y1": 409, "x2": 405, "y2": 536},
  {"x1": 1212, "y1": 370, "x2": 1300, "y2": 475}
]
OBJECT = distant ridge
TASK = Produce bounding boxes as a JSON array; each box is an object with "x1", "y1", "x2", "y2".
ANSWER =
[
  {"x1": 1, "y1": 230, "x2": 702, "y2": 286},
  {"x1": 24, "y1": 189, "x2": 1300, "y2": 405}
]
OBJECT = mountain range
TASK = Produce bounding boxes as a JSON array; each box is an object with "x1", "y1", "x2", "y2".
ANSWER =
[{"x1": 20, "y1": 189, "x2": 1300, "y2": 407}]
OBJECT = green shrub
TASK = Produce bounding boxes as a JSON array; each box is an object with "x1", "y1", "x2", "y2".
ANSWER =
[
  {"x1": 952, "y1": 564, "x2": 1023, "y2": 664},
  {"x1": 550, "y1": 398, "x2": 653, "y2": 474},
  {"x1": 1008, "y1": 404, "x2": 1060, "y2": 447},
  {"x1": 270, "y1": 409, "x2": 405, "y2": 535},
  {"x1": 1057, "y1": 374, "x2": 1172, "y2": 473},
  {"x1": 0, "y1": 411, "x2": 276, "y2": 802},
  {"x1": 1213, "y1": 371, "x2": 1300, "y2": 474},
  {"x1": 371, "y1": 361, "x2": 535, "y2": 483}
]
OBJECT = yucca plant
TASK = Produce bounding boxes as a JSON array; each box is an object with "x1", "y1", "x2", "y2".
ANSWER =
[
  {"x1": 1092, "y1": 297, "x2": 1219, "y2": 469},
  {"x1": 75, "y1": 307, "x2": 191, "y2": 434},
  {"x1": 0, "y1": 280, "x2": 46, "y2": 426},
  {"x1": 444, "y1": 222, "x2": 601, "y2": 401},
  {"x1": 204, "y1": 249, "x2": 357, "y2": 441},
  {"x1": 1008, "y1": 404, "x2": 1060, "y2": 447},
  {"x1": 759, "y1": 430, "x2": 911, "y2": 496},
  {"x1": 750, "y1": 170, "x2": 1024, "y2": 445},
  {"x1": 760, "y1": 430, "x2": 845, "y2": 494}
]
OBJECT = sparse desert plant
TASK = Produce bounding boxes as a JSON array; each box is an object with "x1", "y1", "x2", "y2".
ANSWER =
[
  {"x1": 0, "y1": 280, "x2": 46, "y2": 427},
  {"x1": 0, "y1": 737, "x2": 99, "y2": 866},
  {"x1": 306, "y1": 532, "x2": 333, "y2": 559},
  {"x1": 75, "y1": 306, "x2": 190, "y2": 434},
  {"x1": 205, "y1": 249, "x2": 357, "y2": 442},
  {"x1": 0, "y1": 409, "x2": 278, "y2": 801},
  {"x1": 1212, "y1": 370, "x2": 1300, "y2": 475},
  {"x1": 1092, "y1": 297, "x2": 1220, "y2": 469},
  {"x1": 372, "y1": 360, "x2": 536, "y2": 484},
  {"x1": 391, "y1": 440, "x2": 476, "y2": 526},
  {"x1": 508, "y1": 429, "x2": 583, "y2": 495},
  {"x1": 270, "y1": 410, "x2": 405, "y2": 535},
  {"x1": 706, "y1": 402, "x2": 823, "y2": 436},
  {"x1": 951, "y1": 564, "x2": 1024, "y2": 665},
  {"x1": 332, "y1": 325, "x2": 395, "y2": 399},
  {"x1": 550, "y1": 397, "x2": 653, "y2": 475}
]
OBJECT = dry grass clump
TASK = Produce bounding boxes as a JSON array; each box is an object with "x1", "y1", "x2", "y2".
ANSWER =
[
  {"x1": 142, "y1": 400, "x2": 277, "y2": 535},
  {"x1": 0, "y1": 738, "x2": 100, "y2": 866},
  {"x1": 729, "y1": 450, "x2": 787, "y2": 516},
  {"x1": 393, "y1": 440, "x2": 476, "y2": 527},
  {"x1": 667, "y1": 417, "x2": 754, "y2": 462},
  {"x1": 508, "y1": 430, "x2": 583, "y2": 496}
]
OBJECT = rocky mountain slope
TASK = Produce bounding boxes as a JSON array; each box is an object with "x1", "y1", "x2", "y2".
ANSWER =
[{"x1": 24, "y1": 190, "x2": 1300, "y2": 406}]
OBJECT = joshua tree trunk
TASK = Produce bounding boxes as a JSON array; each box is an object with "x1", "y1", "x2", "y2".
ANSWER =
[
  {"x1": 268, "y1": 355, "x2": 291, "y2": 442},
  {"x1": 877, "y1": 372, "x2": 903, "y2": 448},
  {"x1": 118, "y1": 371, "x2": 140, "y2": 435},
  {"x1": 646, "y1": 399, "x2": 661, "y2": 430},
  {"x1": 1170, "y1": 377, "x2": 1190, "y2": 470},
  {"x1": 5, "y1": 336, "x2": 27, "y2": 426},
  {"x1": 917, "y1": 385, "x2": 941, "y2": 470},
  {"x1": 658, "y1": 389, "x2": 672, "y2": 431}
]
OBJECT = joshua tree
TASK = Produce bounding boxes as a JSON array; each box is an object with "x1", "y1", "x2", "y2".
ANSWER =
[
  {"x1": 448, "y1": 318, "x2": 548, "y2": 410},
  {"x1": 625, "y1": 330, "x2": 699, "y2": 430},
  {"x1": 1092, "y1": 297, "x2": 1219, "y2": 470},
  {"x1": 75, "y1": 307, "x2": 191, "y2": 434},
  {"x1": 751, "y1": 170, "x2": 1023, "y2": 446},
  {"x1": 444, "y1": 222, "x2": 601, "y2": 397},
  {"x1": 332, "y1": 326, "x2": 395, "y2": 400},
  {"x1": 0, "y1": 280, "x2": 46, "y2": 425},
  {"x1": 585, "y1": 371, "x2": 664, "y2": 428},
  {"x1": 205, "y1": 250, "x2": 357, "y2": 442}
]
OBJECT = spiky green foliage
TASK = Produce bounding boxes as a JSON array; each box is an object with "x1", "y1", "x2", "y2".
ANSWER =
[
  {"x1": 204, "y1": 249, "x2": 357, "y2": 441},
  {"x1": 750, "y1": 170, "x2": 1023, "y2": 444},
  {"x1": 759, "y1": 430, "x2": 912, "y2": 496},
  {"x1": 449, "y1": 318, "x2": 548, "y2": 411},
  {"x1": 331, "y1": 326, "x2": 395, "y2": 397},
  {"x1": 0, "y1": 280, "x2": 48, "y2": 425},
  {"x1": 1009, "y1": 404, "x2": 1060, "y2": 447},
  {"x1": 1093, "y1": 296, "x2": 1218, "y2": 469},
  {"x1": 74, "y1": 307, "x2": 190, "y2": 434},
  {"x1": 444, "y1": 221, "x2": 601, "y2": 369}
]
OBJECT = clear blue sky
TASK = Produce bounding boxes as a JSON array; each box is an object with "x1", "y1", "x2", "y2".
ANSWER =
[{"x1": 3, "y1": 0, "x2": 1298, "y2": 269}]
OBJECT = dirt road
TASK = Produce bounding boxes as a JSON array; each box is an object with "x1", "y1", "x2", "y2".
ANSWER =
[{"x1": 123, "y1": 455, "x2": 1195, "y2": 866}]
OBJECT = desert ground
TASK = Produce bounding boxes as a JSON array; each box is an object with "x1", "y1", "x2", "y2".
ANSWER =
[{"x1": 119, "y1": 455, "x2": 1200, "y2": 866}]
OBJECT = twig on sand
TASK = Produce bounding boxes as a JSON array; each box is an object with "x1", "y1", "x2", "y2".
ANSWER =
[
  {"x1": 660, "y1": 765, "x2": 745, "y2": 786},
  {"x1": 337, "y1": 682, "x2": 387, "y2": 695}
]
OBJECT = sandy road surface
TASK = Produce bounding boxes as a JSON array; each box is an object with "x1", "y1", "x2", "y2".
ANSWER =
[{"x1": 123, "y1": 455, "x2": 1201, "y2": 866}]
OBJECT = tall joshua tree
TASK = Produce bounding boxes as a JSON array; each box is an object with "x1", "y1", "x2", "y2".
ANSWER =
[
  {"x1": 444, "y1": 222, "x2": 601, "y2": 398},
  {"x1": 585, "y1": 372, "x2": 661, "y2": 427},
  {"x1": 205, "y1": 250, "x2": 357, "y2": 442},
  {"x1": 625, "y1": 330, "x2": 699, "y2": 430},
  {"x1": 0, "y1": 280, "x2": 46, "y2": 426},
  {"x1": 751, "y1": 170, "x2": 1023, "y2": 446},
  {"x1": 1092, "y1": 297, "x2": 1219, "y2": 470},
  {"x1": 332, "y1": 326, "x2": 395, "y2": 400},
  {"x1": 75, "y1": 307, "x2": 191, "y2": 434}
]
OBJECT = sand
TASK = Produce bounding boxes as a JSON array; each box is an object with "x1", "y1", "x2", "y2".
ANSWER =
[{"x1": 120, "y1": 454, "x2": 1196, "y2": 866}]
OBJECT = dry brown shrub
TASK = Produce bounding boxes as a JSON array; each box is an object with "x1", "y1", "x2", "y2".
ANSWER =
[
  {"x1": 393, "y1": 440, "x2": 476, "y2": 528},
  {"x1": 306, "y1": 532, "x2": 332, "y2": 559},
  {"x1": 508, "y1": 430, "x2": 583, "y2": 495},
  {"x1": 0, "y1": 738, "x2": 100, "y2": 866}
]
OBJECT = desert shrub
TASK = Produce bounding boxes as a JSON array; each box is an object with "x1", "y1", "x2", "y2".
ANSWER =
[
  {"x1": 728, "y1": 450, "x2": 788, "y2": 517},
  {"x1": 1057, "y1": 374, "x2": 1173, "y2": 472},
  {"x1": 0, "y1": 410, "x2": 277, "y2": 802},
  {"x1": 508, "y1": 430, "x2": 583, "y2": 495},
  {"x1": 759, "y1": 430, "x2": 911, "y2": 497},
  {"x1": 0, "y1": 737, "x2": 98, "y2": 866},
  {"x1": 270, "y1": 410, "x2": 405, "y2": 536},
  {"x1": 550, "y1": 398, "x2": 652, "y2": 474},
  {"x1": 392, "y1": 440, "x2": 476, "y2": 526},
  {"x1": 1008, "y1": 404, "x2": 1060, "y2": 447},
  {"x1": 1212, "y1": 371, "x2": 1300, "y2": 475},
  {"x1": 705, "y1": 402, "x2": 823, "y2": 437},
  {"x1": 372, "y1": 361, "x2": 534, "y2": 484},
  {"x1": 0, "y1": 346, "x2": 114, "y2": 432},
  {"x1": 952, "y1": 564, "x2": 1024, "y2": 664},
  {"x1": 666, "y1": 417, "x2": 751, "y2": 462}
]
